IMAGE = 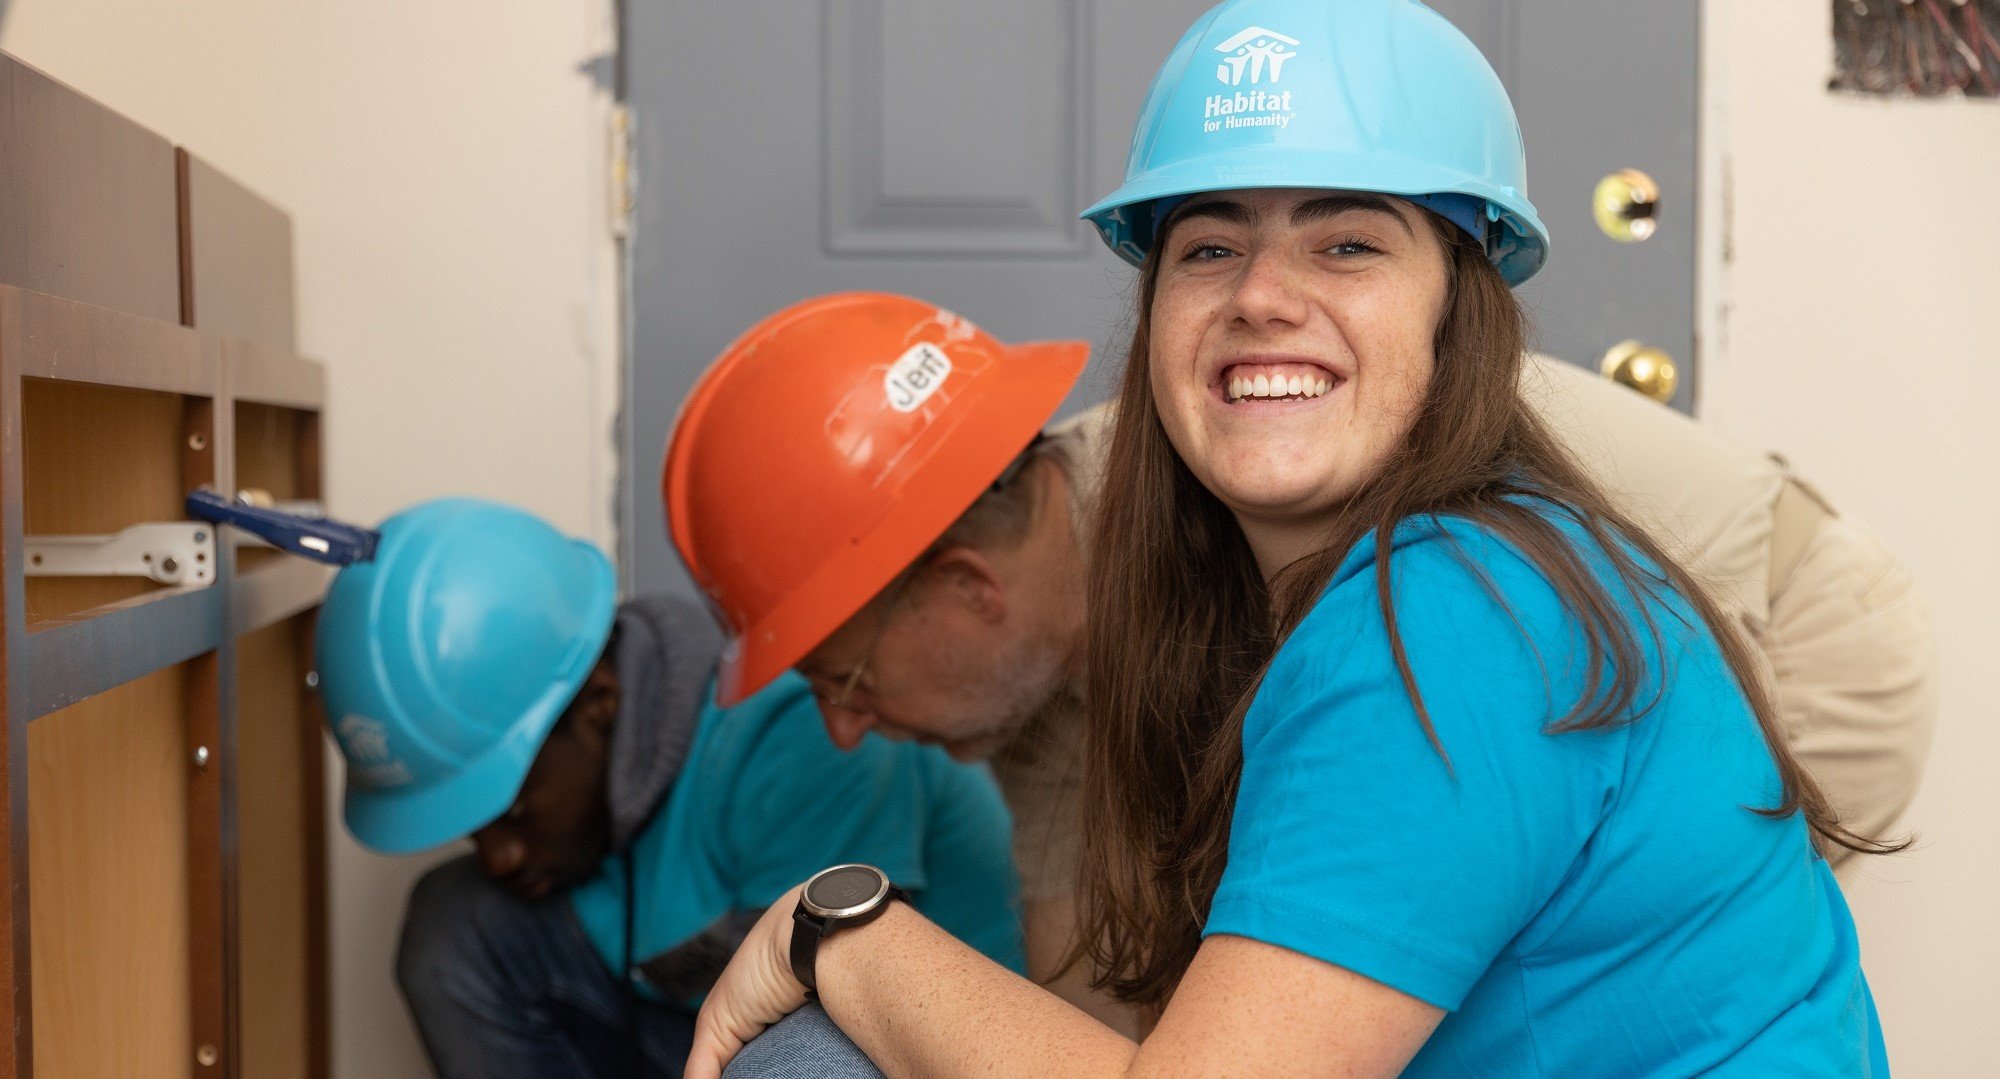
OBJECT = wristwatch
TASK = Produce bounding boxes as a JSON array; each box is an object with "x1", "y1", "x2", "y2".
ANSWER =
[{"x1": 790, "y1": 864, "x2": 907, "y2": 999}]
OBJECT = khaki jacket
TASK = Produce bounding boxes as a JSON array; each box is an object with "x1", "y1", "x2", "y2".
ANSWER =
[
  {"x1": 1526, "y1": 356, "x2": 1934, "y2": 866},
  {"x1": 999, "y1": 360, "x2": 1935, "y2": 903}
]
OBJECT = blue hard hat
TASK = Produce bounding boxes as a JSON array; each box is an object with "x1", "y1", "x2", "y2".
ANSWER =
[
  {"x1": 313, "y1": 498, "x2": 617, "y2": 854},
  {"x1": 1083, "y1": 0, "x2": 1549, "y2": 285}
]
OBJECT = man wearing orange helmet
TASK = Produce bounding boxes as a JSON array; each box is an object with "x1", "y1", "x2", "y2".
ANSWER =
[
  {"x1": 663, "y1": 291, "x2": 1120, "y2": 1021},
  {"x1": 665, "y1": 291, "x2": 1933, "y2": 1041}
]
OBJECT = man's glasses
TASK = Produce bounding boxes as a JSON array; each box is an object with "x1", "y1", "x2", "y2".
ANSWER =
[
  {"x1": 815, "y1": 568, "x2": 917, "y2": 713},
  {"x1": 810, "y1": 432, "x2": 1047, "y2": 712}
]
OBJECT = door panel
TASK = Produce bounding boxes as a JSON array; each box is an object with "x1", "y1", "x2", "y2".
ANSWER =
[
  {"x1": 622, "y1": 0, "x2": 1698, "y2": 593},
  {"x1": 825, "y1": 0, "x2": 1091, "y2": 256}
]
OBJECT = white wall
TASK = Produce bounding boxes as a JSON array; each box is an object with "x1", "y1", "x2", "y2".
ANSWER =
[
  {"x1": 1698, "y1": 2, "x2": 2000, "y2": 1074},
  {"x1": 0, "y1": 4, "x2": 621, "y2": 1075}
]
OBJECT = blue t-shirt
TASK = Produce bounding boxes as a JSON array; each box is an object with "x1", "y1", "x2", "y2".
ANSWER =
[
  {"x1": 570, "y1": 672, "x2": 1025, "y2": 1005},
  {"x1": 1206, "y1": 511, "x2": 1887, "y2": 1076}
]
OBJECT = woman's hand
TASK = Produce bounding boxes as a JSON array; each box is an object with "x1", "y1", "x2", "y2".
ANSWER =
[{"x1": 685, "y1": 883, "x2": 811, "y2": 1079}]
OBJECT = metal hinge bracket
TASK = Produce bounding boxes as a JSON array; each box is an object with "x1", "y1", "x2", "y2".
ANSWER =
[{"x1": 24, "y1": 523, "x2": 217, "y2": 585}]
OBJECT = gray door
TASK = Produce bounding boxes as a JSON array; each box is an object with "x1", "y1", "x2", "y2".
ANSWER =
[
  {"x1": 621, "y1": 0, "x2": 1697, "y2": 594},
  {"x1": 1429, "y1": 0, "x2": 1698, "y2": 412}
]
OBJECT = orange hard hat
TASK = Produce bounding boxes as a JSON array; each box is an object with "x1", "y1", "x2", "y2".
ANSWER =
[{"x1": 663, "y1": 292, "x2": 1089, "y2": 706}]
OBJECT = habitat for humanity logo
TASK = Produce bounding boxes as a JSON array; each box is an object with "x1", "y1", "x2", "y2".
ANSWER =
[
  {"x1": 1215, "y1": 26, "x2": 1298, "y2": 84},
  {"x1": 338, "y1": 713, "x2": 414, "y2": 787},
  {"x1": 1204, "y1": 27, "x2": 1299, "y2": 133}
]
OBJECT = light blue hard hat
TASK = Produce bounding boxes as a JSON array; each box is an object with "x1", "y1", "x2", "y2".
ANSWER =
[
  {"x1": 1083, "y1": 0, "x2": 1549, "y2": 286},
  {"x1": 313, "y1": 498, "x2": 617, "y2": 854}
]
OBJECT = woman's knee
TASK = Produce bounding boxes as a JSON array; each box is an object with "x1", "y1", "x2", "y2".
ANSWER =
[{"x1": 723, "y1": 1004, "x2": 885, "y2": 1079}]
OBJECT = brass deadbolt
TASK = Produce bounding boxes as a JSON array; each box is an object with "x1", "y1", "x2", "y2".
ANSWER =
[
  {"x1": 1599, "y1": 340, "x2": 1679, "y2": 403},
  {"x1": 1593, "y1": 168, "x2": 1660, "y2": 243}
]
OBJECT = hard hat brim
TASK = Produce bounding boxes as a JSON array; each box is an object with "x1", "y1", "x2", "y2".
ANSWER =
[
  {"x1": 1081, "y1": 145, "x2": 1549, "y2": 286},
  {"x1": 710, "y1": 338, "x2": 1090, "y2": 707}
]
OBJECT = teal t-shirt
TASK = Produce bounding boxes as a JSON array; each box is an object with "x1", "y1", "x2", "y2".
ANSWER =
[
  {"x1": 1206, "y1": 510, "x2": 1887, "y2": 1076},
  {"x1": 570, "y1": 671, "x2": 1024, "y2": 1004}
]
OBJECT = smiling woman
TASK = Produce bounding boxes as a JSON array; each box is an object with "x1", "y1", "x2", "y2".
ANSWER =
[
  {"x1": 1145, "y1": 190, "x2": 1452, "y2": 575},
  {"x1": 684, "y1": 2, "x2": 1900, "y2": 1075},
  {"x1": 1070, "y1": 0, "x2": 1901, "y2": 1069}
]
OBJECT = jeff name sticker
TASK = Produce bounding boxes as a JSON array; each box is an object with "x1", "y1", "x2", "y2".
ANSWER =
[{"x1": 886, "y1": 342, "x2": 952, "y2": 413}]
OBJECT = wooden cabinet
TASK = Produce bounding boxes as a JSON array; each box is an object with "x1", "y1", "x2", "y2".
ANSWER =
[{"x1": 2, "y1": 52, "x2": 330, "y2": 1078}]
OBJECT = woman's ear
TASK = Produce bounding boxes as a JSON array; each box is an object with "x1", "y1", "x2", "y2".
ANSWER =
[{"x1": 924, "y1": 547, "x2": 1009, "y2": 624}]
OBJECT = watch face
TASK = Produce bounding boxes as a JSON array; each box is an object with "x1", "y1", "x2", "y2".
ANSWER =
[{"x1": 805, "y1": 864, "x2": 887, "y2": 916}]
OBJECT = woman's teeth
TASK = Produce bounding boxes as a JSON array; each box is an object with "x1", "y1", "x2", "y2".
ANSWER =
[{"x1": 1226, "y1": 373, "x2": 1335, "y2": 403}]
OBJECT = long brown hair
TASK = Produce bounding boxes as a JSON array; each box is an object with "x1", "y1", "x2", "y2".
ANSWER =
[{"x1": 1075, "y1": 212, "x2": 1905, "y2": 1010}]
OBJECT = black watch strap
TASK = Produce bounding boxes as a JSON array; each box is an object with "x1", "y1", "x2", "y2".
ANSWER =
[
  {"x1": 790, "y1": 883, "x2": 907, "y2": 1000},
  {"x1": 789, "y1": 905, "x2": 826, "y2": 997}
]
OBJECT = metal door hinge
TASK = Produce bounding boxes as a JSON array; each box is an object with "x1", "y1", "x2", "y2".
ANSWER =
[
  {"x1": 609, "y1": 102, "x2": 635, "y2": 240},
  {"x1": 24, "y1": 523, "x2": 216, "y2": 585}
]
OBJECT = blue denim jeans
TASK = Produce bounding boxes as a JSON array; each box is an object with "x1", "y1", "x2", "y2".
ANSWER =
[
  {"x1": 396, "y1": 856, "x2": 697, "y2": 1078},
  {"x1": 724, "y1": 1004, "x2": 886, "y2": 1079}
]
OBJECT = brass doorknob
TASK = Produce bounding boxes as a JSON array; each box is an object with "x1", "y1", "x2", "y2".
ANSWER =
[
  {"x1": 1599, "y1": 340, "x2": 1678, "y2": 403},
  {"x1": 1592, "y1": 168, "x2": 1660, "y2": 243}
]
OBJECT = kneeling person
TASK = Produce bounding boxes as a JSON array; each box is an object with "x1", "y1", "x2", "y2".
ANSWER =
[{"x1": 313, "y1": 498, "x2": 1021, "y2": 1078}]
